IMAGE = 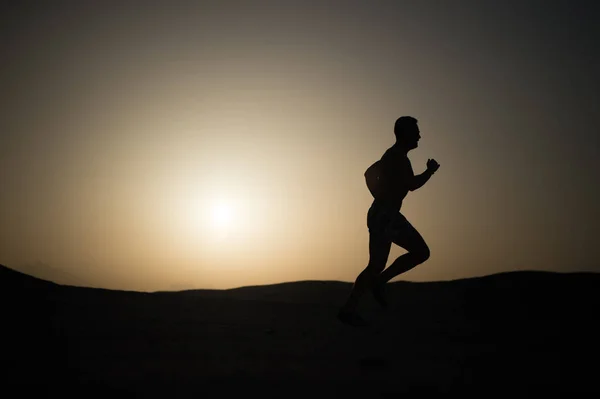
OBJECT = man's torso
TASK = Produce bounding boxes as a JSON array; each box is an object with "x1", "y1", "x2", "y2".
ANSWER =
[{"x1": 374, "y1": 145, "x2": 413, "y2": 210}]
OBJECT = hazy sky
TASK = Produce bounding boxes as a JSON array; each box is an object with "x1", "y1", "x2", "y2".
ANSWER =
[{"x1": 2, "y1": 1, "x2": 599, "y2": 291}]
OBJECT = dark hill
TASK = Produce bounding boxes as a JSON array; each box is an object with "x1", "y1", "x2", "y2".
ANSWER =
[{"x1": 2, "y1": 264, "x2": 599, "y2": 396}]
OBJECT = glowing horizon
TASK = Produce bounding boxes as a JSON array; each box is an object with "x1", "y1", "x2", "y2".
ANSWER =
[{"x1": 1, "y1": 2, "x2": 599, "y2": 291}]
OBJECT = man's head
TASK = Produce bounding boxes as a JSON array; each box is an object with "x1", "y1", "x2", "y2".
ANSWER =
[{"x1": 394, "y1": 116, "x2": 420, "y2": 151}]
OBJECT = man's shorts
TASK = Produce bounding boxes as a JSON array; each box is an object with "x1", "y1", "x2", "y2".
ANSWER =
[{"x1": 367, "y1": 201, "x2": 417, "y2": 243}]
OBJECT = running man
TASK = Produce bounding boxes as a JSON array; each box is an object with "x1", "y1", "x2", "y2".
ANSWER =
[{"x1": 338, "y1": 116, "x2": 440, "y2": 326}]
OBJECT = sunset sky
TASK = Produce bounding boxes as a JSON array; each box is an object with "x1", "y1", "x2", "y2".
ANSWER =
[{"x1": 2, "y1": 1, "x2": 599, "y2": 291}]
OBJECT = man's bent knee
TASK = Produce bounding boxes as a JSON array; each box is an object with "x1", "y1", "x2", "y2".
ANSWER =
[{"x1": 414, "y1": 244, "x2": 430, "y2": 264}]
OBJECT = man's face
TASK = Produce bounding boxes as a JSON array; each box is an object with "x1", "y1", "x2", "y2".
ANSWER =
[{"x1": 405, "y1": 124, "x2": 421, "y2": 150}]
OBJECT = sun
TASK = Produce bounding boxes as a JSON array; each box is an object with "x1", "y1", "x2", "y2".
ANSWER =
[{"x1": 210, "y1": 202, "x2": 233, "y2": 229}]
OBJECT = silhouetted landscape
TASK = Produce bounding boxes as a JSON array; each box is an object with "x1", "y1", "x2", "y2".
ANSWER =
[{"x1": 3, "y1": 263, "x2": 600, "y2": 396}]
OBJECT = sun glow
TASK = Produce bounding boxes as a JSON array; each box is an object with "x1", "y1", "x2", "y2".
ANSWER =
[{"x1": 211, "y1": 202, "x2": 233, "y2": 229}]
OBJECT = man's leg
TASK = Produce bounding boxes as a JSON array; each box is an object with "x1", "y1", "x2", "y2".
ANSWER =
[
  {"x1": 342, "y1": 233, "x2": 391, "y2": 310},
  {"x1": 338, "y1": 232, "x2": 391, "y2": 325},
  {"x1": 378, "y1": 215, "x2": 430, "y2": 284}
]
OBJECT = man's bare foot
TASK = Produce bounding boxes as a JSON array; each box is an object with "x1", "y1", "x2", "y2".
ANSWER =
[
  {"x1": 337, "y1": 309, "x2": 369, "y2": 327},
  {"x1": 372, "y1": 281, "x2": 388, "y2": 309}
]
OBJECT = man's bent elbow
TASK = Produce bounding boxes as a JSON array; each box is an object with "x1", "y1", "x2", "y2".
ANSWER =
[{"x1": 407, "y1": 177, "x2": 417, "y2": 192}]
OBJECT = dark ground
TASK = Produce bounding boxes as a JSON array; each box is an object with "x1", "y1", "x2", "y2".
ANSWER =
[{"x1": 2, "y1": 264, "x2": 599, "y2": 397}]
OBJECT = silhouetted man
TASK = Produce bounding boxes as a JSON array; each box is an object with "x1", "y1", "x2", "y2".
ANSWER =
[{"x1": 338, "y1": 116, "x2": 440, "y2": 326}]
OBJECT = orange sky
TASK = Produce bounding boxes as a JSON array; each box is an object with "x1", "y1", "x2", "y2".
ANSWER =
[{"x1": 1, "y1": 2, "x2": 599, "y2": 291}]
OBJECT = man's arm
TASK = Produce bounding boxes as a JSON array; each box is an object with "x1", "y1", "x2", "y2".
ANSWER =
[
  {"x1": 409, "y1": 159, "x2": 440, "y2": 191},
  {"x1": 364, "y1": 160, "x2": 383, "y2": 198},
  {"x1": 409, "y1": 169, "x2": 434, "y2": 191}
]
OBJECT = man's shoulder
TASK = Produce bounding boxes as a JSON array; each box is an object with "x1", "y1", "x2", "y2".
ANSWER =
[
  {"x1": 381, "y1": 145, "x2": 398, "y2": 159},
  {"x1": 381, "y1": 146, "x2": 407, "y2": 163}
]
